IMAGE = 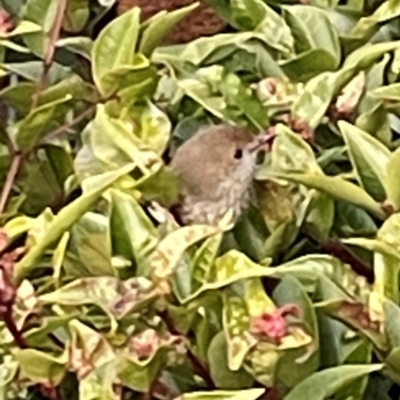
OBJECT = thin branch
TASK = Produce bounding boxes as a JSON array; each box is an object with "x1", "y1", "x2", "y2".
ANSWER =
[
  {"x1": 40, "y1": 105, "x2": 96, "y2": 144},
  {"x1": 3, "y1": 307, "x2": 27, "y2": 349},
  {"x1": 306, "y1": 231, "x2": 374, "y2": 283},
  {"x1": 0, "y1": 152, "x2": 23, "y2": 215},
  {"x1": 32, "y1": 0, "x2": 68, "y2": 108},
  {"x1": 321, "y1": 238, "x2": 374, "y2": 283},
  {"x1": 186, "y1": 351, "x2": 216, "y2": 388}
]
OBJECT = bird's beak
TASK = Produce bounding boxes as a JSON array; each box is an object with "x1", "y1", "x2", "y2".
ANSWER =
[{"x1": 248, "y1": 132, "x2": 275, "y2": 153}]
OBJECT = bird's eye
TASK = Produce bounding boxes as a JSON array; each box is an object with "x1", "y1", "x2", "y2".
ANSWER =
[{"x1": 234, "y1": 149, "x2": 243, "y2": 159}]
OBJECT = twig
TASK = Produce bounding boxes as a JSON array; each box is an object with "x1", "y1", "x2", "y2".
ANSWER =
[
  {"x1": 41, "y1": 105, "x2": 96, "y2": 144},
  {"x1": 0, "y1": 105, "x2": 94, "y2": 215},
  {"x1": 187, "y1": 351, "x2": 216, "y2": 388},
  {"x1": 321, "y1": 238, "x2": 374, "y2": 283},
  {"x1": 0, "y1": 152, "x2": 23, "y2": 215},
  {"x1": 32, "y1": 0, "x2": 68, "y2": 108},
  {"x1": 306, "y1": 231, "x2": 374, "y2": 283},
  {"x1": 3, "y1": 307, "x2": 27, "y2": 349}
]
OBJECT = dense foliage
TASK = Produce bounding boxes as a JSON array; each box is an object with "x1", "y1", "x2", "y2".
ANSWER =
[{"x1": 2, "y1": 0, "x2": 400, "y2": 399}]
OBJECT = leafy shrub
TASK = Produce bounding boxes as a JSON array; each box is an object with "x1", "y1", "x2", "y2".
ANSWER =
[{"x1": 1, "y1": 0, "x2": 400, "y2": 399}]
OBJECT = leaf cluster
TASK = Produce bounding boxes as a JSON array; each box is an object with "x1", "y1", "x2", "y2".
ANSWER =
[{"x1": 1, "y1": 0, "x2": 400, "y2": 400}]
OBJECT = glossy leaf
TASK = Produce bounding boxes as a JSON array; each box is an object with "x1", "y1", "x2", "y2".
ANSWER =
[
  {"x1": 208, "y1": 331, "x2": 255, "y2": 389},
  {"x1": 14, "y1": 96, "x2": 73, "y2": 151},
  {"x1": 273, "y1": 171, "x2": 385, "y2": 219},
  {"x1": 74, "y1": 104, "x2": 162, "y2": 181},
  {"x1": 274, "y1": 276, "x2": 319, "y2": 387},
  {"x1": 339, "y1": 121, "x2": 390, "y2": 201},
  {"x1": 39, "y1": 276, "x2": 159, "y2": 320},
  {"x1": 283, "y1": 364, "x2": 382, "y2": 400},
  {"x1": 139, "y1": 3, "x2": 199, "y2": 57},
  {"x1": 91, "y1": 7, "x2": 141, "y2": 95},
  {"x1": 150, "y1": 222, "x2": 228, "y2": 282},
  {"x1": 14, "y1": 164, "x2": 135, "y2": 284},
  {"x1": 110, "y1": 189, "x2": 159, "y2": 274},
  {"x1": 384, "y1": 148, "x2": 400, "y2": 210},
  {"x1": 63, "y1": 212, "x2": 115, "y2": 278},
  {"x1": 15, "y1": 348, "x2": 67, "y2": 385},
  {"x1": 173, "y1": 389, "x2": 265, "y2": 400},
  {"x1": 283, "y1": 5, "x2": 340, "y2": 66}
]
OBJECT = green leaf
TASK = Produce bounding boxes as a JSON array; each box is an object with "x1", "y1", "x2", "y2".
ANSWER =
[
  {"x1": 14, "y1": 164, "x2": 135, "y2": 284},
  {"x1": 181, "y1": 250, "x2": 272, "y2": 303},
  {"x1": 274, "y1": 276, "x2": 319, "y2": 387},
  {"x1": 282, "y1": 5, "x2": 340, "y2": 66},
  {"x1": 232, "y1": 0, "x2": 294, "y2": 54},
  {"x1": 283, "y1": 364, "x2": 382, "y2": 400},
  {"x1": 14, "y1": 96, "x2": 73, "y2": 151},
  {"x1": 63, "y1": 212, "x2": 115, "y2": 278},
  {"x1": 186, "y1": 249, "x2": 360, "y2": 308},
  {"x1": 92, "y1": 7, "x2": 141, "y2": 95},
  {"x1": 117, "y1": 331, "x2": 183, "y2": 392},
  {"x1": 63, "y1": 0, "x2": 89, "y2": 33},
  {"x1": 3, "y1": 61, "x2": 73, "y2": 84},
  {"x1": 384, "y1": 299, "x2": 400, "y2": 349},
  {"x1": 139, "y1": 3, "x2": 199, "y2": 57},
  {"x1": 222, "y1": 284, "x2": 257, "y2": 371},
  {"x1": 343, "y1": 237, "x2": 400, "y2": 260},
  {"x1": 150, "y1": 222, "x2": 228, "y2": 281},
  {"x1": 280, "y1": 49, "x2": 338, "y2": 82},
  {"x1": 152, "y1": 31, "x2": 289, "y2": 68},
  {"x1": 272, "y1": 172, "x2": 386, "y2": 219},
  {"x1": 69, "y1": 319, "x2": 115, "y2": 368},
  {"x1": 39, "y1": 276, "x2": 158, "y2": 320},
  {"x1": 350, "y1": 0, "x2": 400, "y2": 40},
  {"x1": 22, "y1": 0, "x2": 58, "y2": 56},
  {"x1": 0, "y1": 39, "x2": 30, "y2": 53},
  {"x1": 0, "y1": 82, "x2": 35, "y2": 116},
  {"x1": 207, "y1": 331, "x2": 255, "y2": 389},
  {"x1": 316, "y1": 299, "x2": 387, "y2": 351},
  {"x1": 110, "y1": 189, "x2": 159, "y2": 274},
  {"x1": 172, "y1": 388, "x2": 265, "y2": 400},
  {"x1": 56, "y1": 36, "x2": 93, "y2": 60},
  {"x1": 80, "y1": 362, "x2": 118, "y2": 400},
  {"x1": 317, "y1": 313, "x2": 366, "y2": 368},
  {"x1": 52, "y1": 232, "x2": 70, "y2": 283},
  {"x1": 74, "y1": 104, "x2": 162, "y2": 181},
  {"x1": 304, "y1": 191, "x2": 334, "y2": 241},
  {"x1": 372, "y1": 83, "x2": 400, "y2": 117},
  {"x1": 333, "y1": 201, "x2": 377, "y2": 237},
  {"x1": 268, "y1": 123, "x2": 322, "y2": 174},
  {"x1": 191, "y1": 233, "x2": 223, "y2": 291},
  {"x1": 18, "y1": 154, "x2": 63, "y2": 216},
  {"x1": 384, "y1": 148, "x2": 400, "y2": 210},
  {"x1": 15, "y1": 348, "x2": 67, "y2": 385},
  {"x1": 0, "y1": 358, "x2": 19, "y2": 393},
  {"x1": 128, "y1": 101, "x2": 171, "y2": 155},
  {"x1": 25, "y1": 314, "x2": 77, "y2": 350},
  {"x1": 338, "y1": 120, "x2": 391, "y2": 202},
  {"x1": 219, "y1": 72, "x2": 269, "y2": 129},
  {"x1": 292, "y1": 41, "x2": 400, "y2": 128},
  {"x1": 291, "y1": 71, "x2": 337, "y2": 129},
  {"x1": 176, "y1": 76, "x2": 227, "y2": 121},
  {"x1": 38, "y1": 74, "x2": 99, "y2": 105},
  {"x1": 99, "y1": 58, "x2": 158, "y2": 100},
  {"x1": 356, "y1": 102, "x2": 391, "y2": 148},
  {"x1": 377, "y1": 213, "x2": 400, "y2": 255}
]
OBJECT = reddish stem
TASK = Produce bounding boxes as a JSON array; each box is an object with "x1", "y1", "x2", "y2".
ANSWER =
[
  {"x1": 32, "y1": 0, "x2": 68, "y2": 108},
  {"x1": 0, "y1": 151, "x2": 23, "y2": 215}
]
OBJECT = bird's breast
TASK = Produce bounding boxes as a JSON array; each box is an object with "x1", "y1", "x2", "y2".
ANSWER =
[{"x1": 179, "y1": 173, "x2": 252, "y2": 225}]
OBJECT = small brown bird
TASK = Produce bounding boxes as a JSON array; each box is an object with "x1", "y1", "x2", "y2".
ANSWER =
[{"x1": 170, "y1": 124, "x2": 270, "y2": 226}]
